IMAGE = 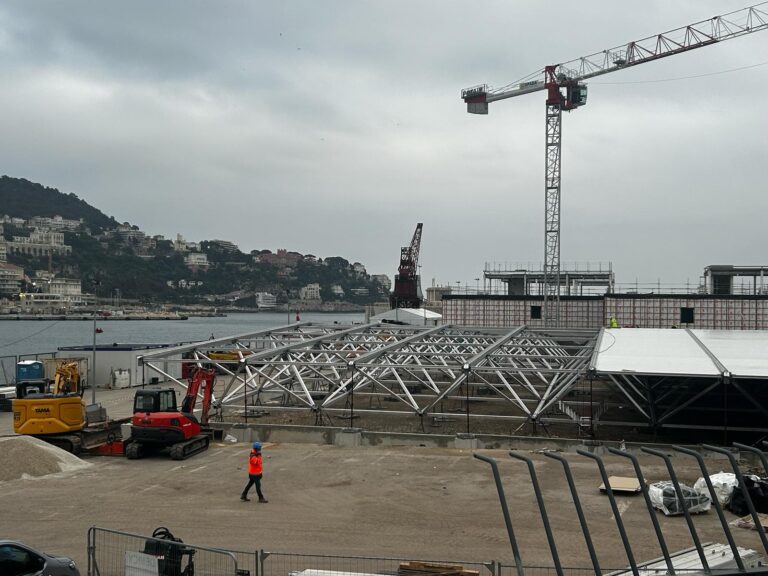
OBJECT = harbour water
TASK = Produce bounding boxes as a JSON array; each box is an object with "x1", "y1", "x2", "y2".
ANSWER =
[{"x1": 0, "y1": 311, "x2": 364, "y2": 361}]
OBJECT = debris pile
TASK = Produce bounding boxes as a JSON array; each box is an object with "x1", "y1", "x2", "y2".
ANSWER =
[
  {"x1": 398, "y1": 562, "x2": 479, "y2": 576},
  {"x1": 0, "y1": 436, "x2": 91, "y2": 481}
]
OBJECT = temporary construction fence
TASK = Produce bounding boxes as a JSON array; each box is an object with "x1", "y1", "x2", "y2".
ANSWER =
[
  {"x1": 85, "y1": 530, "x2": 765, "y2": 576},
  {"x1": 87, "y1": 526, "x2": 241, "y2": 576}
]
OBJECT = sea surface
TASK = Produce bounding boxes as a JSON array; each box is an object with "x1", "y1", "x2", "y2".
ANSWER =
[{"x1": 0, "y1": 311, "x2": 364, "y2": 362}]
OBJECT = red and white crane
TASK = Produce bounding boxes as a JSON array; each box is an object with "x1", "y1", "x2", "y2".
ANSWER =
[{"x1": 462, "y1": 2, "x2": 768, "y2": 326}]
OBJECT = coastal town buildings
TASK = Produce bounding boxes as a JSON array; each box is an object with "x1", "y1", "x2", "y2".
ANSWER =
[{"x1": 0, "y1": 262, "x2": 23, "y2": 295}]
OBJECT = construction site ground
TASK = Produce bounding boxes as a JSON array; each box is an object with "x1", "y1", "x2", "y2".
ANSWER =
[{"x1": 0, "y1": 386, "x2": 765, "y2": 573}]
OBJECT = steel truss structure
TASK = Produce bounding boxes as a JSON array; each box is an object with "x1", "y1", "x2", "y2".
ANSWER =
[{"x1": 137, "y1": 322, "x2": 599, "y2": 426}]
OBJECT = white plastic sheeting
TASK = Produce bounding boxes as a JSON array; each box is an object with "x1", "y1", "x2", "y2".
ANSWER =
[{"x1": 593, "y1": 328, "x2": 768, "y2": 379}]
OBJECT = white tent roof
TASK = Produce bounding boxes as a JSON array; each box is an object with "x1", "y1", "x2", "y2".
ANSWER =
[
  {"x1": 592, "y1": 328, "x2": 768, "y2": 379},
  {"x1": 370, "y1": 308, "x2": 442, "y2": 325}
]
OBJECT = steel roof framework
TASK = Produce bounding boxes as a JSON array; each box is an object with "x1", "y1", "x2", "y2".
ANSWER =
[
  {"x1": 138, "y1": 323, "x2": 599, "y2": 425},
  {"x1": 590, "y1": 328, "x2": 768, "y2": 432}
]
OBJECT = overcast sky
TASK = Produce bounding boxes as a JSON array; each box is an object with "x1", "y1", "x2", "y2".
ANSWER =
[{"x1": 1, "y1": 1, "x2": 766, "y2": 290}]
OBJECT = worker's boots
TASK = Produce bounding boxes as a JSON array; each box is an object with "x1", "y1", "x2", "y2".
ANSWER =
[{"x1": 258, "y1": 497, "x2": 269, "y2": 503}]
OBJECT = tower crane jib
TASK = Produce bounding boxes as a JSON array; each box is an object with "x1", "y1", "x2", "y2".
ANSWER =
[{"x1": 462, "y1": 2, "x2": 768, "y2": 326}]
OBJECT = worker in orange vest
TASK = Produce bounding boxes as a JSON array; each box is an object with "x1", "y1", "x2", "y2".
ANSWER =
[{"x1": 240, "y1": 441, "x2": 268, "y2": 503}]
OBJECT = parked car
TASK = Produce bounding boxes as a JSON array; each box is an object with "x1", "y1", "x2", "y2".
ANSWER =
[{"x1": 0, "y1": 540, "x2": 80, "y2": 576}]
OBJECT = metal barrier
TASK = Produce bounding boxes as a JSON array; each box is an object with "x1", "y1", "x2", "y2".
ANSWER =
[
  {"x1": 86, "y1": 528, "x2": 767, "y2": 576},
  {"x1": 87, "y1": 526, "x2": 241, "y2": 576},
  {"x1": 0, "y1": 354, "x2": 17, "y2": 386},
  {"x1": 260, "y1": 551, "x2": 493, "y2": 576}
]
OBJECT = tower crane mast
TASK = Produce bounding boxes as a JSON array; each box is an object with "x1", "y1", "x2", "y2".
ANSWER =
[{"x1": 462, "y1": 2, "x2": 768, "y2": 326}]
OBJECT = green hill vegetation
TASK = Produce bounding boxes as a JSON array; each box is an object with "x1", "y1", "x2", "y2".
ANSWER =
[
  {"x1": 1, "y1": 176, "x2": 388, "y2": 306},
  {"x1": 0, "y1": 176, "x2": 118, "y2": 232}
]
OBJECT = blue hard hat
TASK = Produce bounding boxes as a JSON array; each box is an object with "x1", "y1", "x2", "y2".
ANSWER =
[{"x1": 252, "y1": 441, "x2": 262, "y2": 450}]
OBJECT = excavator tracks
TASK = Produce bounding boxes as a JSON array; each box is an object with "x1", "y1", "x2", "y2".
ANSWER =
[
  {"x1": 169, "y1": 434, "x2": 210, "y2": 460},
  {"x1": 126, "y1": 434, "x2": 209, "y2": 460}
]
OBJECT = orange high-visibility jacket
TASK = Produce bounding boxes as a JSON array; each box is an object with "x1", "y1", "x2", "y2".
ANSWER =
[{"x1": 248, "y1": 451, "x2": 263, "y2": 475}]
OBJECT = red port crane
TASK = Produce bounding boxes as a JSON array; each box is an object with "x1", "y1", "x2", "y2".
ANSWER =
[
  {"x1": 390, "y1": 223, "x2": 424, "y2": 309},
  {"x1": 462, "y1": 3, "x2": 768, "y2": 326}
]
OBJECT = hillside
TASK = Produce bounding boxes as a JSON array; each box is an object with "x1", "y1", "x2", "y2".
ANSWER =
[
  {"x1": 1, "y1": 176, "x2": 388, "y2": 306},
  {"x1": 0, "y1": 176, "x2": 117, "y2": 232}
]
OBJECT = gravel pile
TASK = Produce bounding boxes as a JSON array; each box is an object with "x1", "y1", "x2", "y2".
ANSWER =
[{"x1": 0, "y1": 436, "x2": 91, "y2": 481}]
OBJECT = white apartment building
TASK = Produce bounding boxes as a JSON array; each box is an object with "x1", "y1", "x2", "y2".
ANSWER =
[
  {"x1": 0, "y1": 262, "x2": 23, "y2": 295},
  {"x1": 184, "y1": 252, "x2": 209, "y2": 269},
  {"x1": 299, "y1": 283, "x2": 321, "y2": 301},
  {"x1": 255, "y1": 292, "x2": 277, "y2": 309}
]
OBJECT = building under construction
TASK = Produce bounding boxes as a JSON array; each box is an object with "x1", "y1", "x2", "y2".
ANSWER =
[{"x1": 444, "y1": 264, "x2": 768, "y2": 330}]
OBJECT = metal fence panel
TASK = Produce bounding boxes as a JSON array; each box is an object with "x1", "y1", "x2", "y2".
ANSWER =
[{"x1": 88, "y1": 526, "x2": 241, "y2": 576}]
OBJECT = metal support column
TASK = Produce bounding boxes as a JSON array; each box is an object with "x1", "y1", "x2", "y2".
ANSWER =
[{"x1": 544, "y1": 103, "x2": 562, "y2": 327}]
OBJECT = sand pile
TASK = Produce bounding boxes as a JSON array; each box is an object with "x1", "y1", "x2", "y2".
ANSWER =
[{"x1": 0, "y1": 436, "x2": 92, "y2": 481}]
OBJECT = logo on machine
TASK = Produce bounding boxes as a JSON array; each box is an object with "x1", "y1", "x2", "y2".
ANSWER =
[{"x1": 34, "y1": 407, "x2": 51, "y2": 414}]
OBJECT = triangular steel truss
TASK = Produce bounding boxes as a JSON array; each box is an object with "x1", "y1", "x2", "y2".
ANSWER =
[{"x1": 139, "y1": 322, "x2": 599, "y2": 424}]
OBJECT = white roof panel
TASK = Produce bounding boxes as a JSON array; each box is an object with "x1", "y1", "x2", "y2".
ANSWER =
[
  {"x1": 692, "y1": 330, "x2": 768, "y2": 379},
  {"x1": 594, "y1": 328, "x2": 719, "y2": 377},
  {"x1": 371, "y1": 308, "x2": 442, "y2": 325}
]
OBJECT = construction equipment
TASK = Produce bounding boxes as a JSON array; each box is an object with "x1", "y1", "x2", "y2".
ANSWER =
[
  {"x1": 141, "y1": 527, "x2": 195, "y2": 576},
  {"x1": 390, "y1": 223, "x2": 424, "y2": 309},
  {"x1": 462, "y1": 3, "x2": 768, "y2": 326},
  {"x1": 12, "y1": 360, "x2": 122, "y2": 453},
  {"x1": 126, "y1": 367, "x2": 216, "y2": 460}
]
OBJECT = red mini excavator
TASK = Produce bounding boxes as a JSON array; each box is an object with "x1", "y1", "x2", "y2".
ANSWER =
[{"x1": 126, "y1": 368, "x2": 216, "y2": 460}]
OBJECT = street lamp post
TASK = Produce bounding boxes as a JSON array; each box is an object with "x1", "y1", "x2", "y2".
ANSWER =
[{"x1": 91, "y1": 315, "x2": 97, "y2": 405}]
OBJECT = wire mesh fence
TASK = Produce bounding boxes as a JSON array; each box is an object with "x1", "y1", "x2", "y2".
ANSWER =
[{"x1": 87, "y1": 526, "x2": 241, "y2": 576}]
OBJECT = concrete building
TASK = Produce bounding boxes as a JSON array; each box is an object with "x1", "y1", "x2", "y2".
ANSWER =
[
  {"x1": 443, "y1": 293, "x2": 768, "y2": 330},
  {"x1": 184, "y1": 252, "x2": 209, "y2": 270},
  {"x1": 255, "y1": 292, "x2": 277, "y2": 309},
  {"x1": 0, "y1": 262, "x2": 23, "y2": 295},
  {"x1": 46, "y1": 278, "x2": 82, "y2": 296},
  {"x1": 209, "y1": 239, "x2": 240, "y2": 253},
  {"x1": 299, "y1": 283, "x2": 321, "y2": 301},
  {"x1": 8, "y1": 229, "x2": 72, "y2": 256},
  {"x1": 0, "y1": 241, "x2": 7, "y2": 262},
  {"x1": 28, "y1": 215, "x2": 83, "y2": 231}
]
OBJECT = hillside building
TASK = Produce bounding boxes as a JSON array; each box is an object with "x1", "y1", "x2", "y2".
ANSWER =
[
  {"x1": 184, "y1": 252, "x2": 209, "y2": 270},
  {"x1": 299, "y1": 283, "x2": 321, "y2": 301},
  {"x1": 0, "y1": 262, "x2": 23, "y2": 295}
]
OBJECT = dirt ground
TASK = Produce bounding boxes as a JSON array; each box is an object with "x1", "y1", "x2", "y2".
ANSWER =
[{"x1": 1, "y1": 387, "x2": 765, "y2": 574}]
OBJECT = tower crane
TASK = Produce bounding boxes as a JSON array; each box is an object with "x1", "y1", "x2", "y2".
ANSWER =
[
  {"x1": 462, "y1": 2, "x2": 768, "y2": 326},
  {"x1": 390, "y1": 222, "x2": 424, "y2": 309}
]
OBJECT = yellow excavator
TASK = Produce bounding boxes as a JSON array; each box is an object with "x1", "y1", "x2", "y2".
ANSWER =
[{"x1": 12, "y1": 361, "x2": 121, "y2": 453}]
